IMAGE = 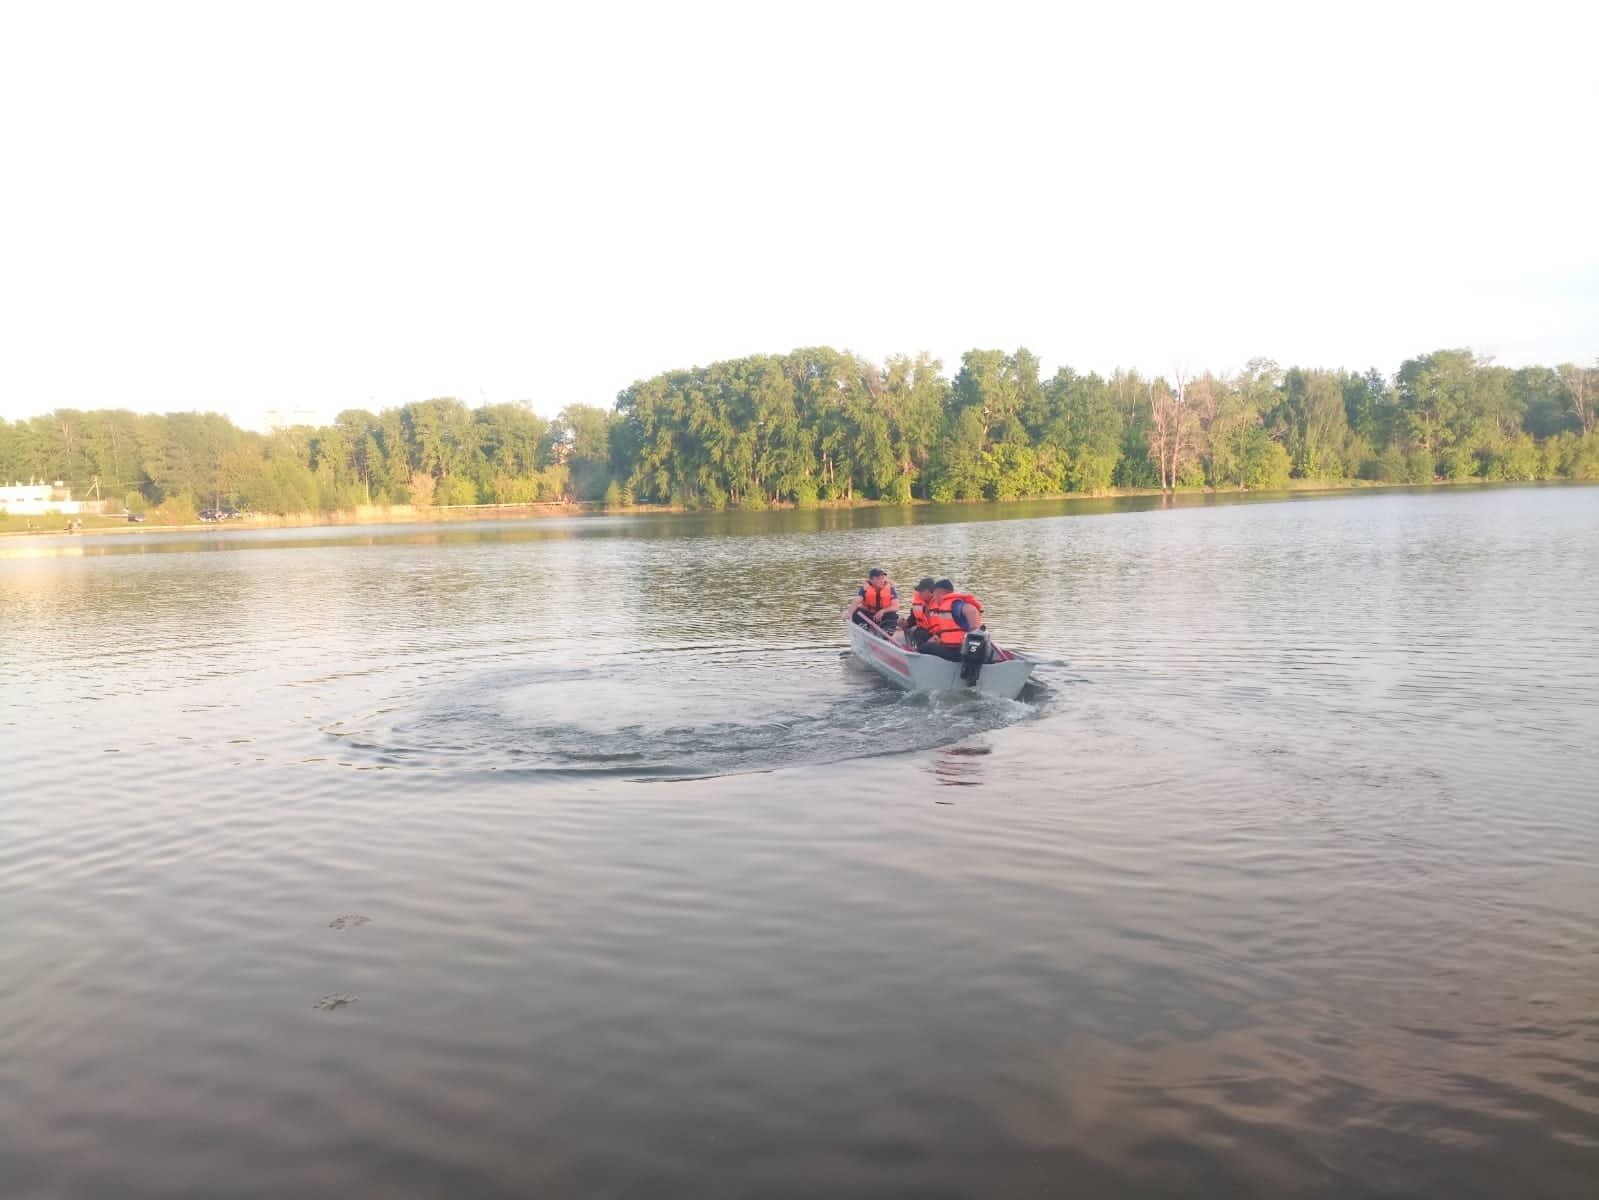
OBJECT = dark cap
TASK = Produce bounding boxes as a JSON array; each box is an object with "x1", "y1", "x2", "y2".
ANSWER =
[
  {"x1": 915, "y1": 577, "x2": 936, "y2": 592},
  {"x1": 867, "y1": 567, "x2": 887, "y2": 579},
  {"x1": 933, "y1": 578, "x2": 954, "y2": 591}
]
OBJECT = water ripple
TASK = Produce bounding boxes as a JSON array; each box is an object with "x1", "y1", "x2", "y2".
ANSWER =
[{"x1": 2, "y1": 488, "x2": 1596, "y2": 1200}]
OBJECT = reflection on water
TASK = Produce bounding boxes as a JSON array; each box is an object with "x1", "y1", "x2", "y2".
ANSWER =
[
  {"x1": 2, "y1": 486, "x2": 1597, "y2": 1200},
  {"x1": 932, "y1": 744, "x2": 992, "y2": 789}
]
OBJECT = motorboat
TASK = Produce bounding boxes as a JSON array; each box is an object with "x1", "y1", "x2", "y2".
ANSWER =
[{"x1": 846, "y1": 617, "x2": 1035, "y2": 700}]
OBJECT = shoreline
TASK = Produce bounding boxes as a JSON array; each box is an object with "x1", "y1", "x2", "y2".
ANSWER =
[{"x1": 0, "y1": 477, "x2": 1582, "y2": 538}]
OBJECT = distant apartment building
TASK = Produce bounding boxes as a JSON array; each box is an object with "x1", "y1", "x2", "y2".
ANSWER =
[{"x1": 0, "y1": 480, "x2": 85, "y2": 515}]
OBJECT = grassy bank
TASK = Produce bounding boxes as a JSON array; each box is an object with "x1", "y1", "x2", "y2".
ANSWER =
[
  {"x1": 0, "y1": 511, "x2": 134, "y2": 534},
  {"x1": 0, "y1": 500, "x2": 602, "y2": 536},
  {"x1": 6, "y1": 476, "x2": 1580, "y2": 539}
]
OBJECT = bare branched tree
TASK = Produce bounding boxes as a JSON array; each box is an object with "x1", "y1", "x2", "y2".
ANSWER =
[{"x1": 1559, "y1": 361, "x2": 1595, "y2": 432}]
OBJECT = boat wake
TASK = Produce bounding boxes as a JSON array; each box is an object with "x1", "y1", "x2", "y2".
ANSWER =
[{"x1": 329, "y1": 653, "x2": 1053, "y2": 781}]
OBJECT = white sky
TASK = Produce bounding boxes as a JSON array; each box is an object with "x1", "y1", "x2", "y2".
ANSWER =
[{"x1": 2, "y1": 0, "x2": 1595, "y2": 428}]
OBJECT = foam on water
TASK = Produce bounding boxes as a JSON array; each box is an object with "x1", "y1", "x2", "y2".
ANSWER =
[{"x1": 333, "y1": 653, "x2": 1053, "y2": 780}]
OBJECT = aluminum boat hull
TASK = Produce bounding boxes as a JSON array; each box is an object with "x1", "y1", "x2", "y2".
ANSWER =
[{"x1": 847, "y1": 619, "x2": 1035, "y2": 700}]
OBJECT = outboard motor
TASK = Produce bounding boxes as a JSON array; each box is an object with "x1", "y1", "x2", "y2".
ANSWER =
[{"x1": 959, "y1": 629, "x2": 991, "y2": 686}]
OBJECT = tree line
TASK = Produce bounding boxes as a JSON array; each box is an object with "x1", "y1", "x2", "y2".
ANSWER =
[{"x1": 1, "y1": 347, "x2": 1595, "y2": 517}]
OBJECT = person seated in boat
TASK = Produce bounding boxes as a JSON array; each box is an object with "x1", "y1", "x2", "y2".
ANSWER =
[
  {"x1": 917, "y1": 579, "x2": 988, "y2": 661},
  {"x1": 848, "y1": 568, "x2": 900, "y2": 633},
  {"x1": 901, "y1": 577, "x2": 937, "y2": 648}
]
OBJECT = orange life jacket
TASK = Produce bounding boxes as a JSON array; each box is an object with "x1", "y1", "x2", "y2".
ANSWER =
[
  {"x1": 859, "y1": 580, "x2": 896, "y2": 616},
  {"x1": 907, "y1": 593, "x2": 933, "y2": 628},
  {"x1": 923, "y1": 592, "x2": 982, "y2": 645}
]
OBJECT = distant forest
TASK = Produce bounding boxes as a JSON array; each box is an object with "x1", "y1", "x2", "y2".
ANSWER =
[{"x1": 2, "y1": 347, "x2": 1595, "y2": 517}]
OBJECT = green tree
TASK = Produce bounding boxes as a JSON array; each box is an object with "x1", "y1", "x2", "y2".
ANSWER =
[
  {"x1": 1277, "y1": 369, "x2": 1351, "y2": 478},
  {"x1": 436, "y1": 475, "x2": 480, "y2": 505},
  {"x1": 2, "y1": 342, "x2": 1587, "y2": 520},
  {"x1": 557, "y1": 403, "x2": 613, "y2": 500},
  {"x1": 929, "y1": 408, "x2": 988, "y2": 501}
]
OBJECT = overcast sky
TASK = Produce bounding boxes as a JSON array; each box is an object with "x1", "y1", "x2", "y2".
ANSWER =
[{"x1": 1, "y1": 0, "x2": 1594, "y2": 428}]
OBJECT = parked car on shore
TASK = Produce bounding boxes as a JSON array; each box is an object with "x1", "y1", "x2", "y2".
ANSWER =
[{"x1": 127, "y1": 512, "x2": 146, "y2": 522}]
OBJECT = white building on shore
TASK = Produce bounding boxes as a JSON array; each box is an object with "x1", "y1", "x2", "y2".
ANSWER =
[{"x1": 0, "y1": 481, "x2": 85, "y2": 515}]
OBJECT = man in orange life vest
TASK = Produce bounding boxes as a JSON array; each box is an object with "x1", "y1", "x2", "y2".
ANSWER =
[
  {"x1": 917, "y1": 578, "x2": 987, "y2": 661},
  {"x1": 850, "y1": 568, "x2": 900, "y2": 633},
  {"x1": 900, "y1": 577, "x2": 938, "y2": 648}
]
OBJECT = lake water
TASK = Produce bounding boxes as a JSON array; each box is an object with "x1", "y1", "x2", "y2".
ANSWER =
[{"x1": 3, "y1": 486, "x2": 1597, "y2": 1199}]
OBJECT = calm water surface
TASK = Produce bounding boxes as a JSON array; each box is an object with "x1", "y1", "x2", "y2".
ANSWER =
[{"x1": 3, "y1": 487, "x2": 1597, "y2": 1198}]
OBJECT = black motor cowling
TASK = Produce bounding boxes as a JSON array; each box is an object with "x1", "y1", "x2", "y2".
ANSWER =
[{"x1": 959, "y1": 630, "x2": 991, "y2": 685}]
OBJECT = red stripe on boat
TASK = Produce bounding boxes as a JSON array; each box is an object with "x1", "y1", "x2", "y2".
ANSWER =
[{"x1": 862, "y1": 637, "x2": 912, "y2": 678}]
